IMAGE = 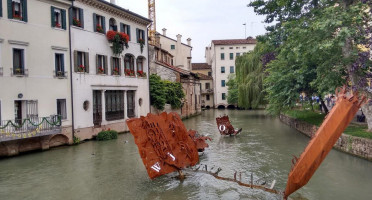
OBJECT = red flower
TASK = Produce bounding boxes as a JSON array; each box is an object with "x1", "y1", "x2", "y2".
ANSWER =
[
  {"x1": 120, "y1": 32, "x2": 129, "y2": 42},
  {"x1": 55, "y1": 22, "x2": 61, "y2": 28},
  {"x1": 106, "y1": 30, "x2": 117, "y2": 41}
]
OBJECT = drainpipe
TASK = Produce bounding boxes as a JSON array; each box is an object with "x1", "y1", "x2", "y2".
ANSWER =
[
  {"x1": 147, "y1": 26, "x2": 151, "y2": 114},
  {"x1": 69, "y1": 0, "x2": 75, "y2": 140}
]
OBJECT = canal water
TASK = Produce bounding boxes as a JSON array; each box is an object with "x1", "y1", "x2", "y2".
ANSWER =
[{"x1": 0, "y1": 110, "x2": 371, "y2": 200}]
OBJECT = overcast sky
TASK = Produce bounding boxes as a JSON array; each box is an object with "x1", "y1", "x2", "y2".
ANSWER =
[{"x1": 113, "y1": 0, "x2": 268, "y2": 62}]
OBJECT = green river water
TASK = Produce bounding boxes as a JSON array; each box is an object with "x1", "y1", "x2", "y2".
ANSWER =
[{"x1": 0, "y1": 110, "x2": 371, "y2": 200}]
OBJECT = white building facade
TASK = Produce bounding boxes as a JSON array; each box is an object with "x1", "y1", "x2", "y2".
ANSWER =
[
  {"x1": 0, "y1": 0, "x2": 73, "y2": 156},
  {"x1": 70, "y1": 0, "x2": 151, "y2": 140},
  {"x1": 205, "y1": 39, "x2": 256, "y2": 108}
]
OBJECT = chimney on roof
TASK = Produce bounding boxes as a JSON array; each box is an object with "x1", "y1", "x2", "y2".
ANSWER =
[
  {"x1": 110, "y1": 0, "x2": 116, "y2": 5},
  {"x1": 162, "y1": 28, "x2": 167, "y2": 36},
  {"x1": 176, "y1": 34, "x2": 182, "y2": 43},
  {"x1": 187, "y1": 38, "x2": 191, "y2": 46}
]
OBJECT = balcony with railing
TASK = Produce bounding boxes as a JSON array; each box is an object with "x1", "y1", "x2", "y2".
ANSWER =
[
  {"x1": 201, "y1": 89, "x2": 214, "y2": 94},
  {"x1": 11, "y1": 68, "x2": 29, "y2": 77},
  {"x1": 54, "y1": 70, "x2": 68, "y2": 79},
  {"x1": 0, "y1": 116, "x2": 62, "y2": 142}
]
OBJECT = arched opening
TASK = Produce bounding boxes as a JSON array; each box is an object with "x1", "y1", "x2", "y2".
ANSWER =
[
  {"x1": 124, "y1": 54, "x2": 135, "y2": 76},
  {"x1": 206, "y1": 106, "x2": 211, "y2": 109},
  {"x1": 136, "y1": 56, "x2": 146, "y2": 77},
  {"x1": 217, "y1": 105, "x2": 226, "y2": 109},
  {"x1": 109, "y1": 18, "x2": 117, "y2": 31},
  {"x1": 227, "y1": 105, "x2": 236, "y2": 109},
  {"x1": 49, "y1": 134, "x2": 69, "y2": 148}
]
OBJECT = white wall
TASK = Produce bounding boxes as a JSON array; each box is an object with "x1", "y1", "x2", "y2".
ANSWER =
[{"x1": 159, "y1": 35, "x2": 192, "y2": 71}]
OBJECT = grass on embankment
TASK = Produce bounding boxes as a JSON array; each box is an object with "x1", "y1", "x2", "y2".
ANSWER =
[{"x1": 284, "y1": 110, "x2": 372, "y2": 139}]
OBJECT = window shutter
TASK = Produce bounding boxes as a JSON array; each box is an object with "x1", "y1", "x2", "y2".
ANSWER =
[
  {"x1": 93, "y1": 13, "x2": 96, "y2": 32},
  {"x1": 119, "y1": 57, "x2": 122, "y2": 74},
  {"x1": 120, "y1": 22, "x2": 124, "y2": 32},
  {"x1": 102, "y1": 16, "x2": 106, "y2": 33},
  {"x1": 21, "y1": 0, "x2": 27, "y2": 22},
  {"x1": 55, "y1": 54, "x2": 58, "y2": 72},
  {"x1": 74, "y1": 51, "x2": 78, "y2": 72},
  {"x1": 0, "y1": 0, "x2": 3, "y2": 17},
  {"x1": 7, "y1": 0, "x2": 12, "y2": 19},
  {"x1": 95, "y1": 54, "x2": 99, "y2": 73},
  {"x1": 79, "y1": 8, "x2": 84, "y2": 28},
  {"x1": 68, "y1": 7, "x2": 73, "y2": 26},
  {"x1": 136, "y1": 28, "x2": 139, "y2": 43},
  {"x1": 21, "y1": 50, "x2": 24, "y2": 69},
  {"x1": 128, "y1": 25, "x2": 131, "y2": 41},
  {"x1": 51, "y1": 6, "x2": 55, "y2": 27},
  {"x1": 104, "y1": 56, "x2": 108, "y2": 74},
  {"x1": 110, "y1": 57, "x2": 113, "y2": 75},
  {"x1": 61, "y1": 9, "x2": 66, "y2": 30},
  {"x1": 84, "y1": 52, "x2": 89, "y2": 73},
  {"x1": 61, "y1": 54, "x2": 65, "y2": 72}
]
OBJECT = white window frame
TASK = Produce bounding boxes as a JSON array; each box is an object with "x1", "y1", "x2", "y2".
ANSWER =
[{"x1": 57, "y1": 99, "x2": 67, "y2": 120}]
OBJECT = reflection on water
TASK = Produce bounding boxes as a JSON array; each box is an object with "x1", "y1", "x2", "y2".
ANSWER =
[{"x1": 0, "y1": 110, "x2": 371, "y2": 200}]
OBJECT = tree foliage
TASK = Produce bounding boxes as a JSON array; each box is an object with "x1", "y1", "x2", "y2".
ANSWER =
[{"x1": 226, "y1": 74, "x2": 238, "y2": 105}]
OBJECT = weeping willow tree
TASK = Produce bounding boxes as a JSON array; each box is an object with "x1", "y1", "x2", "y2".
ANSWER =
[{"x1": 235, "y1": 42, "x2": 273, "y2": 109}]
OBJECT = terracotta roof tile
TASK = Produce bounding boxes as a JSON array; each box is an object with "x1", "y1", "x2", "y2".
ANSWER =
[
  {"x1": 197, "y1": 73, "x2": 213, "y2": 80},
  {"x1": 192, "y1": 63, "x2": 211, "y2": 70},
  {"x1": 212, "y1": 38, "x2": 257, "y2": 45},
  {"x1": 155, "y1": 61, "x2": 190, "y2": 75}
]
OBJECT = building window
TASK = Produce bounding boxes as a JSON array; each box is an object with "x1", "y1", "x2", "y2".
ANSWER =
[
  {"x1": 137, "y1": 57, "x2": 144, "y2": 74},
  {"x1": 109, "y1": 18, "x2": 117, "y2": 31},
  {"x1": 74, "y1": 51, "x2": 89, "y2": 73},
  {"x1": 229, "y1": 47, "x2": 233, "y2": 49},
  {"x1": 111, "y1": 57, "x2": 120, "y2": 76},
  {"x1": 9, "y1": 0, "x2": 27, "y2": 22},
  {"x1": 0, "y1": 0, "x2": 2, "y2": 18},
  {"x1": 208, "y1": 71, "x2": 212, "y2": 76},
  {"x1": 120, "y1": 23, "x2": 131, "y2": 41},
  {"x1": 221, "y1": 66, "x2": 225, "y2": 73},
  {"x1": 220, "y1": 47, "x2": 224, "y2": 50},
  {"x1": 206, "y1": 95, "x2": 210, "y2": 101},
  {"x1": 96, "y1": 54, "x2": 107, "y2": 74},
  {"x1": 127, "y1": 91, "x2": 135, "y2": 118},
  {"x1": 13, "y1": 48, "x2": 24, "y2": 75},
  {"x1": 124, "y1": 54, "x2": 135, "y2": 76},
  {"x1": 222, "y1": 93, "x2": 226, "y2": 100},
  {"x1": 171, "y1": 45, "x2": 175, "y2": 50},
  {"x1": 137, "y1": 29, "x2": 145, "y2": 44},
  {"x1": 230, "y1": 53, "x2": 234, "y2": 60},
  {"x1": 93, "y1": 90, "x2": 102, "y2": 126},
  {"x1": 93, "y1": 13, "x2": 105, "y2": 33},
  {"x1": 221, "y1": 80, "x2": 225, "y2": 87},
  {"x1": 236, "y1": 53, "x2": 240, "y2": 57},
  {"x1": 221, "y1": 53, "x2": 225, "y2": 60},
  {"x1": 230, "y1": 66, "x2": 234, "y2": 73},
  {"x1": 57, "y1": 99, "x2": 67, "y2": 120},
  {"x1": 205, "y1": 83, "x2": 210, "y2": 89},
  {"x1": 51, "y1": 7, "x2": 66, "y2": 29},
  {"x1": 55, "y1": 54, "x2": 65, "y2": 77},
  {"x1": 243, "y1": 47, "x2": 246, "y2": 49},
  {"x1": 70, "y1": 7, "x2": 83, "y2": 28},
  {"x1": 105, "y1": 90, "x2": 124, "y2": 121},
  {"x1": 236, "y1": 47, "x2": 240, "y2": 49}
]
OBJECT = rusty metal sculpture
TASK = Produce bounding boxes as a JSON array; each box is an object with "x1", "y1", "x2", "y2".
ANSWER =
[
  {"x1": 216, "y1": 115, "x2": 242, "y2": 136},
  {"x1": 126, "y1": 112, "x2": 199, "y2": 179},
  {"x1": 284, "y1": 87, "x2": 367, "y2": 199},
  {"x1": 188, "y1": 130, "x2": 212, "y2": 152}
]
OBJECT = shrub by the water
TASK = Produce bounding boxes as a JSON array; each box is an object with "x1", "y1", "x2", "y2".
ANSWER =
[{"x1": 97, "y1": 130, "x2": 118, "y2": 141}]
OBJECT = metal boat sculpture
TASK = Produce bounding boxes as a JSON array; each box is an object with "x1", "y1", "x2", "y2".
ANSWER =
[
  {"x1": 284, "y1": 87, "x2": 367, "y2": 199},
  {"x1": 126, "y1": 112, "x2": 199, "y2": 179},
  {"x1": 216, "y1": 115, "x2": 242, "y2": 136},
  {"x1": 188, "y1": 130, "x2": 212, "y2": 152}
]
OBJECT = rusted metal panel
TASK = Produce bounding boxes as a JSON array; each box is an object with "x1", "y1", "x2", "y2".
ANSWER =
[
  {"x1": 188, "y1": 130, "x2": 212, "y2": 152},
  {"x1": 126, "y1": 112, "x2": 199, "y2": 179},
  {"x1": 216, "y1": 115, "x2": 242, "y2": 136},
  {"x1": 284, "y1": 87, "x2": 367, "y2": 199}
]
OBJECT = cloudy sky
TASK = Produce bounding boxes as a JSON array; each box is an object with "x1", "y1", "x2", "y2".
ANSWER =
[{"x1": 113, "y1": 0, "x2": 268, "y2": 62}]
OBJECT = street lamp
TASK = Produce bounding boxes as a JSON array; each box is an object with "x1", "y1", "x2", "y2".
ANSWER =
[{"x1": 243, "y1": 23, "x2": 246, "y2": 38}]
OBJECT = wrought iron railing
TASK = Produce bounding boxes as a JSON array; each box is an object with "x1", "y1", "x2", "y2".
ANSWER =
[
  {"x1": 201, "y1": 89, "x2": 214, "y2": 94},
  {"x1": 54, "y1": 70, "x2": 68, "y2": 78},
  {"x1": 0, "y1": 115, "x2": 62, "y2": 142}
]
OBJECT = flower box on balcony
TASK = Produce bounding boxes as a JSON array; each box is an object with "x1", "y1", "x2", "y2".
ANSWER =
[
  {"x1": 78, "y1": 65, "x2": 86, "y2": 73},
  {"x1": 73, "y1": 17, "x2": 81, "y2": 27},
  {"x1": 125, "y1": 69, "x2": 135, "y2": 77},
  {"x1": 137, "y1": 71, "x2": 147, "y2": 78},
  {"x1": 13, "y1": 15, "x2": 22, "y2": 20}
]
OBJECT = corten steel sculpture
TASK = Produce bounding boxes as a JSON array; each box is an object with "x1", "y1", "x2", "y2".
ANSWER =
[
  {"x1": 188, "y1": 130, "x2": 212, "y2": 152},
  {"x1": 216, "y1": 115, "x2": 242, "y2": 136},
  {"x1": 284, "y1": 87, "x2": 367, "y2": 199},
  {"x1": 126, "y1": 112, "x2": 199, "y2": 179}
]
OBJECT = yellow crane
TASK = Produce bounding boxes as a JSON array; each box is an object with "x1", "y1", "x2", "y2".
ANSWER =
[{"x1": 148, "y1": 0, "x2": 156, "y2": 45}]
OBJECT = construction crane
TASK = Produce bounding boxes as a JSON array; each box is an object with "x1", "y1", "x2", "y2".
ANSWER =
[{"x1": 148, "y1": 0, "x2": 156, "y2": 45}]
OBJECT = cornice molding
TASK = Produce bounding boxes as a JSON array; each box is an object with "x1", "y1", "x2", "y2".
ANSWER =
[
  {"x1": 8, "y1": 40, "x2": 29, "y2": 46},
  {"x1": 52, "y1": 46, "x2": 69, "y2": 51}
]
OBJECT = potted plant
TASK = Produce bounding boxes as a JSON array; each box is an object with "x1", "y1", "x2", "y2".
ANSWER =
[
  {"x1": 55, "y1": 22, "x2": 61, "y2": 28},
  {"x1": 73, "y1": 17, "x2": 81, "y2": 27},
  {"x1": 125, "y1": 69, "x2": 135, "y2": 76},
  {"x1": 78, "y1": 65, "x2": 85, "y2": 72},
  {"x1": 106, "y1": 31, "x2": 129, "y2": 55},
  {"x1": 113, "y1": 67, "x2": 120, "y2": 75},
  {"x1": 139, "y1": 38, "x2": 145, "y2": 53},
  {"x1": 57, "y1": 71, "x2": 64, "y2": 77},
  {"x1": 137, "y1": 70, "x2": 146, "y2": 77},
  {"x1": 96, "y1": 24, "x2": 104, "y2": 33},
  {"x1": 13, "y1": 14, "x2": 22, "y2": 20},
  {"x1": 98, "y1": 66, "x2": 105, "y2": 74}
]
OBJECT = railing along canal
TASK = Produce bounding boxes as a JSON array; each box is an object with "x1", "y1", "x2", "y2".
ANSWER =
[{"x1": 0, "y1": 115, "x2": 62, "y2": 142}]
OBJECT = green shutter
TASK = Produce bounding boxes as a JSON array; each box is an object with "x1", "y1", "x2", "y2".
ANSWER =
[
  {"x1": 127, "y1": 25, "x2": 131, "y2": 41},
  {"x1": 74, "y1": 51, "x2": 78, "y2": 72},
  {"x1": 51, "y1": 6, "x2": 55, "y2": 27},
  {"x1": 68, "y1": 7, "x2": 73, "y2": 26},
  {"x1": 93, "y1": 13, "x2": 96, "y2": 32},
  {"x1": 55, "y1": 54, "x2": 58, "y2": 72},
  {"x1": 61, "y1": 54, "x2": 65, "y2": 72},
  {"x1": 7, "y1": 0, "x2": 12, "y2": 19},
  {"x1": 79, "y1": 8, "x2": 84, "y2": 28},
  {"x1": 61, "y1": 9, "x2": 66, "y2": 30},
  {"x1": 95, "y1": 54, "x2": 99, "y2": 73},
  {"x1": 102, "y1": 16, "x2": 106, "y2": 33},
  {"x1": 104, "y1": 56, "x2": 108, "y2": 74},
  {"x1": 120, "y1": 22, "x2": 124, "y2": 32},
  {"x1": 22, "y1": 0, "x2": 27, "y2": 22},
  {"x1": 84, "y1": 52, "x2": 89, "y2": 73},
  {"x1": 136, "y1": 28, "x2": 139, "y2": 43},
  {"x1": 0, "y1": 0, "x2": 3, "y2": 17}
]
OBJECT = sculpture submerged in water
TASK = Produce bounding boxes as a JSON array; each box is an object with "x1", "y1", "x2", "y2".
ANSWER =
[
  {"x1": 284, "y1": 87, "x2": 367, "y2": 199},
  {"x1": 216, "y1": 115, "x2": 242, "y2": 136}
]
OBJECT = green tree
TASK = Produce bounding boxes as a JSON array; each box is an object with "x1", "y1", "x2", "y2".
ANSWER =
[
  {"x1": 226, "y1": 74, "x2": 238, "y2": 105},
  {"x1": 149, "y1": 74, "x2": 166, "y2": 110}
]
